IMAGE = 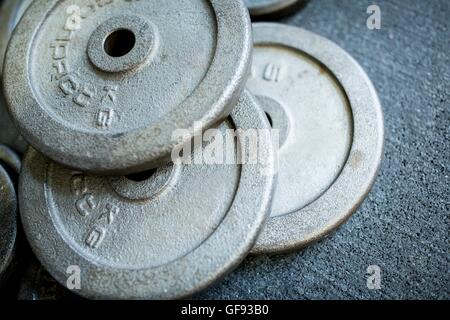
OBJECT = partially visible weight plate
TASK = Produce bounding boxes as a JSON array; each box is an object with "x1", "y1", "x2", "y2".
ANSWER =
[
  {"x1": 0, "y1": 144, "x2": 21, "y2": 174},
  {"x1": 0, "y1": 0, "x2": 33, "y2": 154},
  {"x1": 248, "y1": 23, "x2": 384, "y2": 254},
  {"x1": 0, "y1": 165, "x2": 18, "y2": 287},
  {"x1": 19, "y1": 91, "x2": 275, "y2": 299},
  {"x1": 0, "y1": 0, "x2": 33, "y2": 75}
]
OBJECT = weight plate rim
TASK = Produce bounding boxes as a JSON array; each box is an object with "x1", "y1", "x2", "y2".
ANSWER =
[
  {"x1": 0, "y1": 0, "x2": 33, "y2": 75},
  {"x1": 19, "y1": 91, "x2": 276, "y2": 299},
  {"x1": 250, "y1": 23, "x2": 385, "y2": 254},
  {"x1": 0, "y1": 0, "x2": 32, "y2": 154},
  {"x1": 0, "y1": 165, "x2": 17, "y2": 284},
  {"x1": 0, "y1": 144, "x2": 22, "y2": 174},
  {"x1": 4, "y1": 0, "x2": 252, "y2": 175},
  {"x1": 246, "y1": 0, "x2": 300, "y2": 16}
]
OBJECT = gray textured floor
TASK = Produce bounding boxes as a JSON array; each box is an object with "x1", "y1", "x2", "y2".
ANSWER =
[{"x1": 195, "y1": 0, "x2": 450, "y2": 300}]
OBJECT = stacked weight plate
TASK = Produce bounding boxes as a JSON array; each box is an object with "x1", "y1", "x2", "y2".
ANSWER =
[
  {"x1": 0, "y1": 0, "x2": 33, "y2": 154},
  {"x1": 0, "y1": 0, "x2": 384, "y2": 300}
]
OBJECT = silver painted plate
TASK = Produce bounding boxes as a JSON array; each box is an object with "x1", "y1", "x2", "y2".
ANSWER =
[
  {"x1": 0, "y1": 0, "x2": 33, "y2": 154},
  {"x1": 19, "y1": 92, "x2": 276, "y2": 299},
  {"x1": 0, "y1": 144, "x2": 21, "y2": 174},
  {"x1": 0, "y1": 165, "x2": 17, "y2": 286},
  {"x1": 244, "y1": 0, "x2": 302, "y2": 17},
  {"x1": 0, "y1": 0, "x2": 33, "y2": 75},
  {"x1": 4, "y1": 0, "x2": 252, "y2": 175},
  {"x1": 248, "y1": 23, "x2": 384, "y2": 254}
]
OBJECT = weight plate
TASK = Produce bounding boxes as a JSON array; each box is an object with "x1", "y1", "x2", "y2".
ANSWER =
[
  {"x1": 0, "y1": 104, "x2": 26, "y2": 154},
  {"x1": 0, "y1": 144, "x2": 21, "y2": 174},
  {"x1": 248, "y1": 23, "x2": 384, "y2": 254},
  {"x1": 244, "y1": 0, "x2": 303, "y2": 17},
  {"x1": 0, "y1": 0, "x2": 33, "y2": 154},
  {"x1": 19, "y1": 91, "x2": 276, "y2": 299},
  {"x1": 4, "y1": 0, "x2": 252, "y2": 175},
  {"x1": 0, "y1": 165, "x2": 18, "y2": 287},
  {"x1": 0, "y1": 0, "x2": 33, "y2": 75}
]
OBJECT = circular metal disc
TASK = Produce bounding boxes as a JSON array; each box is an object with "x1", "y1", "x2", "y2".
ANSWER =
[
  {"x1": 4, "y1": 0, "x2": 252, "y2": 175},
  {"x1": 0, "y1": 105, "x2": 26, "y2": 154},
  {"x1": 19, "y1": 91, "x2": 276, "y2": 299},
  {"x1": 244, "y1": 0, "x2": 302, "y2": 17},
  {"x1": 248, "y1": 23, "x2": 384, "y2": 254},
  {"x1": 0, "y1": 144, "x2": 21, "y2": 174},
  {"x1": 0, "y1": 0, "x2": 33, "y2": 154},
  {"x1": 0, "y1": 165, "x2": 17, "y2": 287},
  {"x1": 0, "y1": 0, "x2": 33, "y2": 74}
]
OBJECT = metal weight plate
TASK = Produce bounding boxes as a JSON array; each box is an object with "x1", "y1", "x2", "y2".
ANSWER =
[
  {"x1": 0, "y1": 165, "x2": 18, "y2": 287},
  {"x1": 0, "y1": 0, "x2": 33, "y2": 75},
  {"x1": 4, "y1": 0, "x2": 252, "y2": 175},
  {"x1": 0, "y1": 0, "x2": 33, "y2": 154},
  {"x1": 244, "y1": 0, "x2": 304, "y2": 17},
  {"x1": 19, "y1": 91, "x2": 276, "y2": 299},
  {"x1": 0, "y1": 144, "x2": 21, "y2": 174},
  {"x1": 248, "y1": 23, "x2": 384, "y2": 254}
]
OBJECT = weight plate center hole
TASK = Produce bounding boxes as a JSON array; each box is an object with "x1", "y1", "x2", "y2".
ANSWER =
[
  {"x1": 125, "y1": 168, "x2": 158, "y2": 182},
  {"x1": 257, "y1": 95, "x2": 290, "y2": 147},
  {"x1": 109, "y1": 163, "x2": 177, "y2": 201},
  {"x1": 104, "y1": 29, "x2": 136, "y2": 58},
  {"x1": 87, "y1": 16, "x2": 156, "y2": 73},
  {"x1": 265, "y1": 112, "x2": 273, "y2": 127}
]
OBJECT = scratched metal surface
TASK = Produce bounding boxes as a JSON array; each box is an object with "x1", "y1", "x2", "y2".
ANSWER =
[{"x1": 196, "y1": 0, "x2": 450, "y2": 300}]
